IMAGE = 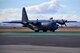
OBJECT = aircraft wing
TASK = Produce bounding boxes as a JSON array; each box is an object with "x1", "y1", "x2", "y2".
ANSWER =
[
  {"x1": 66, "y1": 21, "x2": 77, "y2": 23},
  {"x1": 3, "y1": 20, "x2": 22, "y2": 23}
]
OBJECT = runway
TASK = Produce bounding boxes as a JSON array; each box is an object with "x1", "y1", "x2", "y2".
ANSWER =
[
  {"x1": 0, "y1": 32, "x2": 80, "y2": 36},
  {"x1": 0, "y1": 32, "x2": 80, "y2": 53},
  {"x1": 0, "y1": 32, "x2": 80, "y2": 47},
  {"x1": 0, "y1": 45, "x2": 80, "y2": 53}
]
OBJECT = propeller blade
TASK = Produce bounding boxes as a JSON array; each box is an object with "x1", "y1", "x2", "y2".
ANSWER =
[{"x1": 65, "y1": 24, "x2": 67, "y2": 26}]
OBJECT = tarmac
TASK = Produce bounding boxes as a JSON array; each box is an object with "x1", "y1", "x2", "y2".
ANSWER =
[
  {"x1": 0, "y1": 45, "x2": 80, "y2": 53},
  {"x1": 0, "y1": 32, "x2": 80, "y2": 53}
]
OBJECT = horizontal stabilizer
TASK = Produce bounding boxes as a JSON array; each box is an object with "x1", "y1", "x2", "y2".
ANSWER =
[{"x1": 3, "y1": 21, "x2": 22, "y2": 23}]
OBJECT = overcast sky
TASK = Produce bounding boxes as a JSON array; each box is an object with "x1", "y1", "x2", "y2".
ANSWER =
[{"x1": 0, "y1": 0, "x2": 80, "y2": 22}]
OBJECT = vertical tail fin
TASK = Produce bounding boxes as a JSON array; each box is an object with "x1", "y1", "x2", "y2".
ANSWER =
[{"x1": 22, "y1": 7, "x2": 29, "y2": 23}]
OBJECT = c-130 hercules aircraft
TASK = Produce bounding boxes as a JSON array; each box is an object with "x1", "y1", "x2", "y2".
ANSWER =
[{"x1": 4, "y1": 7, "x2": 76, "y2": 32}]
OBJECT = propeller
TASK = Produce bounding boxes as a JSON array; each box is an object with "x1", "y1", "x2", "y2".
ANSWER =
[{"x1": 58, "y1": 19, "x2": 67, "y2": 27}]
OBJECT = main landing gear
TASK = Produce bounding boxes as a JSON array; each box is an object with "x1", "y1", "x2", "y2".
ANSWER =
[{"x1": 43, "y1": 30, "x2": 47, "y2": 32}]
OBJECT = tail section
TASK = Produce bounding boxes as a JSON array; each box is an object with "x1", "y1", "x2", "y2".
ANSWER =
[
  {"x1": 22, "y1": 7, "x2": 29, "y2": 23},
  {"x1": 22, "y1": 7, "x2": 36, "y2": 30}
]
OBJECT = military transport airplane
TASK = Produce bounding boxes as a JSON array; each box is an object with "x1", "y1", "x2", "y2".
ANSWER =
[{"x1": 3, "y1": 7, "x2": 77, "y2": 32}]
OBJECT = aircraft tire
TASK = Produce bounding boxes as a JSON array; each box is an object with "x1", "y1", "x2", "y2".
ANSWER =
[
  {"x1": 43, "y1": 30, "x2": 47, "y2": 32},
  {"x1": 35, "y1": 30, "x2": 39, "y2": 32},
  {"x1": 52, "y1": 30, "x2": 55, "y2": 32}
]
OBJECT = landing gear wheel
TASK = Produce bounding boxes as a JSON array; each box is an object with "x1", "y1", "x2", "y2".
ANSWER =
[
  {"x1": 43, "y1": 30, "x2": 47, "y2": 32},
  {"x1": 52, "y1": 30, "x2": 55, "y2": 32},
  {"x1": 35, "y1": 30, "x2": 39, "y2": 32}
]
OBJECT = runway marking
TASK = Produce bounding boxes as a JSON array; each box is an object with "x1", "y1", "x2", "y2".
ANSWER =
[{"x1": 0, "y1": 32, "x2": 80, "y2": 36}]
